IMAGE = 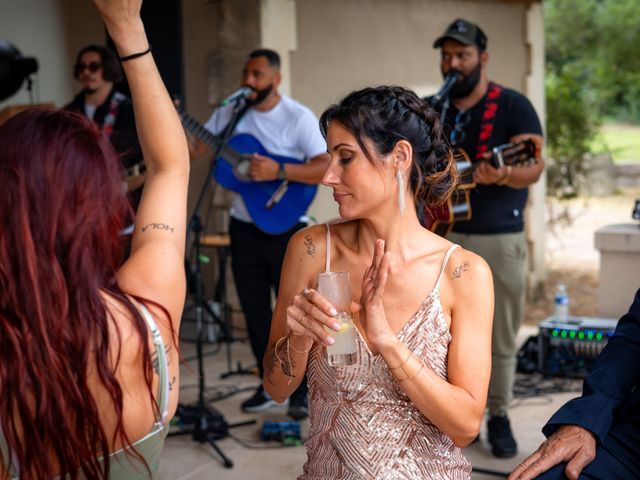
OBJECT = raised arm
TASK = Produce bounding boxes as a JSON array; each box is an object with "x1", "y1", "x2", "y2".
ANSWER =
[{"x1": 96, "y1": 0, "x2": 190, "y2": 327}]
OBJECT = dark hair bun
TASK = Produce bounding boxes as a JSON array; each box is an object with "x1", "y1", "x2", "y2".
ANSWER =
[{"x1": 320, "y1": 85, "x2": 459, "y2": 215}]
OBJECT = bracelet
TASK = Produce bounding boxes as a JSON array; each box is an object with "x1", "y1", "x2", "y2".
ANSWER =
[
  {"x1": 274, "y1": 336, "x2": 293, "y2": 385},
  {"x1": 120, "y1": 45, "x2": 152, "y2": 62},
  {"x1": 389, "y1": 351, "x2": 412, "y2": 370},
  {"x1": 496, "y1": 165, "x2": 512, "y2": 186},
  {"x1": 274, "y1": 336, "x2": 287, "y2": 366},
  {"x1": 277, "y1": 163, "x2": 286, "y2": 180},
  {"x1": 398, "y1": 361, "x2": 426, "y2": 382},
  {"x1": 288, "y1": 335, "x2": 313, "y2": 354}
]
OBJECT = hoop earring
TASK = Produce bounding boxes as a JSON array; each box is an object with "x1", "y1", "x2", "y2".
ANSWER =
[{"x1": 396, "y1": 169, "x2": 405, "y2": 217}]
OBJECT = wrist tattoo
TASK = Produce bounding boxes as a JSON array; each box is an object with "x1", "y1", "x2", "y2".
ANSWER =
[
  {"x1": 141, "y1": 222, "x2": 174, "y2": 234},
  {"x1": 304, "y1": 235, "x2": 316, "y2": 258},
  {"x1": 169, "y1": 375, "x2": 176, "y2": 391},
  {"x1": 264, "y1": 341, "x2": 277, "y2": 385},
  {"x1": 264, "y1": 337, "x2": 295, "y2": 385},
  {"x1": 451, "y1": 260, "x2": 470, "y2": 279}
]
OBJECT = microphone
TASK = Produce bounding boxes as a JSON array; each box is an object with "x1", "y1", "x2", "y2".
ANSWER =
[
  {"x1": 219, "y1": 86, "x2": 252, "y2": 106},
  {"x1": 430, "y1": 71, "x2": 462, "y2": 107}
]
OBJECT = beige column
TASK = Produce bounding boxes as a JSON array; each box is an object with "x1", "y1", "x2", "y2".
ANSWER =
[
  {"x1": 525, "y1": 2, "x2": 547, "y2": 298},
  {"x1": 260, "y1": 0, "x2": 297, "y2": 97}
]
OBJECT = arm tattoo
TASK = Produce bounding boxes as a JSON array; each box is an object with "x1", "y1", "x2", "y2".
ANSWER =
[
  {"x1": 169, "y1": 375, "x2": 177, "y2": 391},
  {"x1": 151, "y1": 344, "x2": 173, "y2": 374},
  {"x1": 304, "y1": 234, "x2": 316, "y2": 258},
  {"x1": 165, "y1": 344, "x2": 173, "y2": 366},
  {"x1": 264, "y1": 338, "x2": 295, "y2": 386},
  {"x1": 451, "y1": 260, "x2": 470, "y2": 280},
  {"x1": 141, "y1": 222, "x2": 175, "y2": 234}
]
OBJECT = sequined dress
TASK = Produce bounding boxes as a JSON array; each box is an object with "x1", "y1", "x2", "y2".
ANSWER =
[{"x1": 299, "y1": 225, "x2": 471, "y2": 479}]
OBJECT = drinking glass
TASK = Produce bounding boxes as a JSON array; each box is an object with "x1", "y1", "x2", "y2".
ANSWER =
[{"x1": 317, "y1": 271, "x2": 357, "y2": 367}]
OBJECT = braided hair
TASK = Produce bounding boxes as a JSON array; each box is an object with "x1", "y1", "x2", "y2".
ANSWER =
[{"x1": 319, "y1": 86, "x2": 458, "y2": 220}]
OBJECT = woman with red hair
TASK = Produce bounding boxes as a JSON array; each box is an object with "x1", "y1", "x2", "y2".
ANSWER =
[{"x1": 0, "y1": 0, "x2": 189, "y2": 478}]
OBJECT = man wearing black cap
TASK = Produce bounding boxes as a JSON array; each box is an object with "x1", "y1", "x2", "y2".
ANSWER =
[{"x1": 428, "y1": 19, "x2": 545, "y2": 458}]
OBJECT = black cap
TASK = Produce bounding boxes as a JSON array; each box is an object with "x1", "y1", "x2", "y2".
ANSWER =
[{"x1": 433, "y1": 19, "x2": 487, "y2": 51}]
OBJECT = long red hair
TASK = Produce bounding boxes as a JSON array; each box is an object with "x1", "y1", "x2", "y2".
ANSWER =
[{"x1": 0, "y1": 109, "x2": 155, "y2": 478}]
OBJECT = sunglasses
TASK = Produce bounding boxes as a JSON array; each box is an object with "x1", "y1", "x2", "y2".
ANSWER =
[
  {"x1": 74, "y1": 61, "x2": 102, "y2": 75},
  {"x1": 449, "y1": 110, "x2": 470, "y2": 146}
]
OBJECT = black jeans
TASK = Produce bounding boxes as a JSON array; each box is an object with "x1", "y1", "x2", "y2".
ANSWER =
[{"x1": 229, "y1": 218, "x2": 308, "y2": 399}]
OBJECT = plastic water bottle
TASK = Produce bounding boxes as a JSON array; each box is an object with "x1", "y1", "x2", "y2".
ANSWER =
[{"x1": 554, "y1": 284, "x2": 569, "y2": 322}]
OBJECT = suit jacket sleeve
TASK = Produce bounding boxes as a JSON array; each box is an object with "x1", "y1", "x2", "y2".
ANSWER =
[{"x1": 542, "y1": 289, "x2": 640, "y2": 444}]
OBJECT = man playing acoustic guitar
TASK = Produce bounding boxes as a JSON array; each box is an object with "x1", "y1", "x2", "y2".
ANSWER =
[
  {"x1": 189, "y1": 49, "x2": 329, "y2": 420},
  {"x1": 65, "y1": 44, "x2": 144, "y2": 256},
  {"x1": 427, "y1": 19, "x2": 545, "y2": 458}
]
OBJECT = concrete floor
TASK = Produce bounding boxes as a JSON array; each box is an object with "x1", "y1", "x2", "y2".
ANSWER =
[{"x1": 156, "y1": 322, "x2": 578, "y2": 480}]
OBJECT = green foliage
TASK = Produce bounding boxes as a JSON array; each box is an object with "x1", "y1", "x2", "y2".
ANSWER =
[
  {"x1": 545, "y1": 69, "x2": 600, "y2": 199},
  {"x1": 544, "y1": 0, "x2": 640, "y2": 199},
  {"x1": 545, "y1": 0, "x2": 640, "y2": 121}
]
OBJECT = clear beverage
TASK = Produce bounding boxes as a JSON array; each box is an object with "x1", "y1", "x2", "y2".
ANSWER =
[
  {"x1": 317, "y1": 271, "x2": 358, "y2": 367},
  {"x1": 325, "y1": 312, "x2": 357, "y2": 366}
]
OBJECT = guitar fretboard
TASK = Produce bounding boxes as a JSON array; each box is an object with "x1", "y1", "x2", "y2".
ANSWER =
[{"x1": 179, "y1": 111, "x2": 244, "y2": 167}]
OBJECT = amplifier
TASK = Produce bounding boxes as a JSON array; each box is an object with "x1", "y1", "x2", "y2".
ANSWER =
[{"x1": 537, "y1": 316, "x2": 618, "y2": 378}]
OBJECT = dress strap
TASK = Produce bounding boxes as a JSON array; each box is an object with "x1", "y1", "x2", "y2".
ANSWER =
[
  {"x1": 0, "y1": 424, "x2": 19, "y2": 479},
  {"x1": 434, "y1": 244, "x2": 460, "y2": 291},
  {"x1": 137, "y1": 303, "x2": 170, "y2": 426},
  {"x1": 325, "y1": 223, "x2": 331, "y2": 273}
]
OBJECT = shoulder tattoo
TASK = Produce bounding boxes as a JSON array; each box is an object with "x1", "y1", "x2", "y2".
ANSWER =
[
  {"x1": 451, "y1": 260, "x2": 470, "y2": 280},
  {"x1": 304, "y1": 234, "x2": 316, "y2": 258}
]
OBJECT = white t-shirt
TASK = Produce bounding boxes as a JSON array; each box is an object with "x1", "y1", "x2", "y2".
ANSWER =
[{"x1": 203, "y1": 94, "x2": 326, "y2": 224}]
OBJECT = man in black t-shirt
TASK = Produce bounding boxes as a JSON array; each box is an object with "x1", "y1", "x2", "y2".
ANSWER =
[
  {"x1": 65, "y1": 45, "x2": 144, "y2": 244},
  {"x1": 428, "y1": 19, "x2": 545, "y2": 458}
]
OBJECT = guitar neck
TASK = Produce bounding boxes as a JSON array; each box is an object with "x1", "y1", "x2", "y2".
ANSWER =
[
  {"x1": 181, "y1": 112, "x2": 219, "y2": 149},
  {"x1": 180, "y1": 111, "x2": 243, "y2": 167}
]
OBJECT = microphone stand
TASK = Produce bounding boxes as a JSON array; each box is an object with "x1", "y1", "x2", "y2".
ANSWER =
[{"x1": 170, "y1": 97, "x2": 255, "y2": 469}]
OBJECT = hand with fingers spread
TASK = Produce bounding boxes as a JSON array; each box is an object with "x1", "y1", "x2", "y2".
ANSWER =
[
  {"x1": 509, "y1": 425, "x2": 596, "y2": 480},
  {"x1": 360, "y1": 239, "x2": 394, "y2": 348},
  {"x1": 286, "y1": 287, "x2": 342, "y2": 348}
]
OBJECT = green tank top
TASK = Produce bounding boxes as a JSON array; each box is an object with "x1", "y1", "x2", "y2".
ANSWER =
[{"x1": 1, "y1": 303, "x2": 170, "y2": 479}]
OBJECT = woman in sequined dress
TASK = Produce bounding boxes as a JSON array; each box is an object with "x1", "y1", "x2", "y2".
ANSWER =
[{"x1": 263, "y1": 86, "x2": 494, "y2": 479}]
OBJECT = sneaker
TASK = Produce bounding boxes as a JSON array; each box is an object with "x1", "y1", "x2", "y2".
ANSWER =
[
  {"x1": 241, "y1": 386, "x2": 279, "y2": 413},
  {"x1": 487, "y1": 415, "x2": 518, "y2": 458},
  {"x1": 287, "y1": 393, "x2": 309, "y2": 420}
]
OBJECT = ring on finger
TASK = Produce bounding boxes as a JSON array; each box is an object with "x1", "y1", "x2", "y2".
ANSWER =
[{"x1": 302, "y1": 287, "x2": 314, "y2": 299}]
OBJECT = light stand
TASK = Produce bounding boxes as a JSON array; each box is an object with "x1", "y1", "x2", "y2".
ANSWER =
[{"x1": 170, "y1": 98, "x2": 254, "y2": 468}]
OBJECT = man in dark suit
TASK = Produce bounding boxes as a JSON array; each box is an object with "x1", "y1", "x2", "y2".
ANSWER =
[{"x1": 510, "y1": 289, "x2": 640, "y2": 479}]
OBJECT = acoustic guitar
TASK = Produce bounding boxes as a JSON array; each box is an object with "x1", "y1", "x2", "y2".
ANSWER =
[
  {"x1": 179, "y1": 110, "x2": 318, "y2": 235},
  {"x1": 424, "y1": 138, "x2": 538, "y2": 236}
]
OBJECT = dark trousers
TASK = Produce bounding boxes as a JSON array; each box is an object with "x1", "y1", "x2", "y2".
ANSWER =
[{"x1": 229, "y1": 218, "x2": 308, "y2": 399}]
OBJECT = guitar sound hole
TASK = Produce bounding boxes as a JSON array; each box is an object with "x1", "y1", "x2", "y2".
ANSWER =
[{"x1": 235, "y1": 160, "x2": 251, "y2": 180}]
